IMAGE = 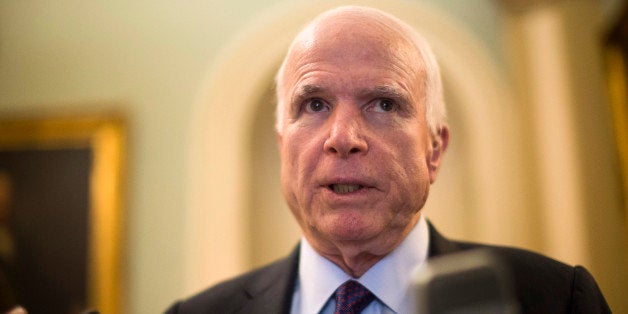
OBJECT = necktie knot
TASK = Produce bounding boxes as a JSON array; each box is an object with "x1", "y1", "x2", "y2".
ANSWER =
[{"x1": 334, "y1": 280, "x2": 375, "y2": 314}]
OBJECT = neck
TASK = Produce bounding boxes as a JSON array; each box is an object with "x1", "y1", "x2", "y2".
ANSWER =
[
  {"x1": 322, "y1": 249, "x2": 385, "y2": 278},
  {"x1": 305, "y1": 218, "x2": 420, "y2": 278}
]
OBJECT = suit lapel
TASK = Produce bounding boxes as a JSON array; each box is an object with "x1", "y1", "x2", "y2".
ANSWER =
[
  {"x1": 237, "y1": 245, "x2": 300, "y2": 314},
  {"x1": 427, "y1": 220, "x2": 462, "y2": 258}
]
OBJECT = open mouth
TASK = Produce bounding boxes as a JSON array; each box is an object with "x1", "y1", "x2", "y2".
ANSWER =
[{"x1": 329, "y1": 184, "x2": 363, "y2": 194}]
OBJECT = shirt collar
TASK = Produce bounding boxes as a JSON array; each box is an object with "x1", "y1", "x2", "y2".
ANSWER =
[{"x1": 297, "y1": 215, "x2": 430, "y2": 313}]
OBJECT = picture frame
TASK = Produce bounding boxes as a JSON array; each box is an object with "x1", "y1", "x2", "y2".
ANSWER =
[
  {"x1": 0, "y1": 115, "x2": 125, "y2": 313},
  {"x1": 604, "y1": 11, "x2": 628, "y2": 233}
]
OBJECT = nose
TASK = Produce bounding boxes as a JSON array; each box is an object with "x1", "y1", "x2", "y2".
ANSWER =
[{"x1": 323, "y1": 106, "x2": 368, "y2": 158}]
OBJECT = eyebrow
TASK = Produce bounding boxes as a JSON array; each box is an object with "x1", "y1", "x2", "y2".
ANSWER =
[
  {"x1": 364, "y1": 85, "x2": 406, "y2": 101},
  {"x1": 289, "y1": 84, "x2": 325, "y2": 113},
  {"x1": 293, "y1": 84, "x2": 405, "y2": 101},
  {"x1": 293, "y1": 84, "x2": 324, "y2": 101}
]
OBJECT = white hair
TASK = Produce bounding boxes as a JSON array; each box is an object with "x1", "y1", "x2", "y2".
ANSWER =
[{"x1": 275, "y1": 6, "x2": 447, "y2": 135}]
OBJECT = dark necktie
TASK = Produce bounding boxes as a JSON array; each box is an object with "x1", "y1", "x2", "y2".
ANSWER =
[{"x1": 333, "y1": 280, "x2": 375, "y2": 314}]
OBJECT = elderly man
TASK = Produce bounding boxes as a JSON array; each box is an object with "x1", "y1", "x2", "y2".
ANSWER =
[{"x1": 167, "y1": 6, "x2": 609, "y2": 313}]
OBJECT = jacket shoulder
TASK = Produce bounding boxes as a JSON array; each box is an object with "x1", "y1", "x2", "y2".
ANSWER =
[
  {"x1": 165, "y1": 249, "x2": 299, "y2": 314},
  {"x1": 428, "y1": 222, "x2": 609, "y2": 313},
  {"x1": 464, "y1": 243, "x2": 609, "y2": 313}
]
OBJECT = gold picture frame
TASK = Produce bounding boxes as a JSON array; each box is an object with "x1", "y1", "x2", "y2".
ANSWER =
[
  {"x1": 0, "y1": 115, "x2": 125, "y2": 313},
  {"x1": 605, "y1": 9, "x2": 628, "y2": 233}
]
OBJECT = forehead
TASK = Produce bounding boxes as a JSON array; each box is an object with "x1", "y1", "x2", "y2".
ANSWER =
[
  {"x1": 282, "y1": 10, "x2": 425, "y2": 85},
  {"x1": 282, "y1": 23, "x2": 422, "y2": 100},
  {"x1": 292, "y1": 13, "x2": 417, "y2": 65}
]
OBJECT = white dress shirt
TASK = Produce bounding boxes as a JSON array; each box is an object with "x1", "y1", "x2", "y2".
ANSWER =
[{"x1": 290, "y1": 215, "x2": 430, "y2": 314}]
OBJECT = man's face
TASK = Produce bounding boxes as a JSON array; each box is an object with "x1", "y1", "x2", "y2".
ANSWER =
[{"x1": 278, "y1": 22, "x2": 444, "y2": 254}]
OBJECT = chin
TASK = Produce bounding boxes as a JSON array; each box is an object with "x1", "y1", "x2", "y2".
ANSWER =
[{"x1": 323, "y1": 215, "x2": 383, "y2": 242}]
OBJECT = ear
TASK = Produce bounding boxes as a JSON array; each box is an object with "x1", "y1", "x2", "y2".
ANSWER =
[
  {"x1": 276, "y1": 130, "x2": 283, "y2": 149},
  {"x1": 428, "y1": 126, "x2": 449, "y2": 184}
]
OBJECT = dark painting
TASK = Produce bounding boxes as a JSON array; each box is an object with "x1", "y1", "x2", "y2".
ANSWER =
[{"x1": 0, "y1": 148, "x2": 92, "y2": 313}]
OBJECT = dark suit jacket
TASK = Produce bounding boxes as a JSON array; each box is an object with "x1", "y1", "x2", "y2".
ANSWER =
[{"x1": 166, "y1": 223, "x2": 610, "y2": 313}]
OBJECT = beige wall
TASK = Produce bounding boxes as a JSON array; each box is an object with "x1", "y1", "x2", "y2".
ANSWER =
[
  {"x1": 1, "y1": 0, "x2": 626, "y2": 313},
  {"x1": 0, "y1": 1, "x2": 281, "y2": 312}
]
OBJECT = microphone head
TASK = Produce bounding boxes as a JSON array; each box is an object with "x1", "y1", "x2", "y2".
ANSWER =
[{"x1": 410, "y1": 249, "x2": 520, "y2": 314}]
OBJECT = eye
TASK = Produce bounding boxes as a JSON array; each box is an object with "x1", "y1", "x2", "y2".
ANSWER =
[
  {"x1": 372, "y1": 99, "x2": 396, "y2": 112},
  {"x1": 304, "y1": 99, "x2": 329, "y2": 113}
]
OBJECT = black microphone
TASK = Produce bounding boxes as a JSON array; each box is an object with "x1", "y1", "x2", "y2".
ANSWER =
[{"x1": 410, "y1": 249, "x2": 520, "y2": 314}]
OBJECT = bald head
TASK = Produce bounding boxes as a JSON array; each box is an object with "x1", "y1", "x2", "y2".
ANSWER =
[{"x1": 275, "y1": 6, "x2": 446, "y2": 135}]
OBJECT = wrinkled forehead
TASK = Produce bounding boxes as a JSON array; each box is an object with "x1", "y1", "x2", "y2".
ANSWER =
[{"x1": 280, "y1": 7, "x2": 424, "y2": 89}]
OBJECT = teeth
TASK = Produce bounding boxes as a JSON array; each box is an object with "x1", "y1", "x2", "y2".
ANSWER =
[{"x1": 332, "y1": 184, "x2": 361, "y2": 194}]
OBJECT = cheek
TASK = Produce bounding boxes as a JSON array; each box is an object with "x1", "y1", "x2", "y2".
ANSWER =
[
  {"x1": 280, "y1": 142, "x2": 309, "y2": 227},
  {"x1": 280, "y1": 132, "x2": 323, "y2": 201},
  {"x1": 384, "y1": 134, "x2": 431, "y2": 204}
]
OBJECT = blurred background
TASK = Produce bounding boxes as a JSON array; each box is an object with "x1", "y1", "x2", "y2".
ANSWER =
[{"x1": 1, "y1": 0, "x2": 627, "y2": 313}]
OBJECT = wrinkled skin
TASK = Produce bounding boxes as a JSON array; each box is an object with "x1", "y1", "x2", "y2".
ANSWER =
[{"x1": 277, "y1": 8, "x2": 449, "y2": 277}]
